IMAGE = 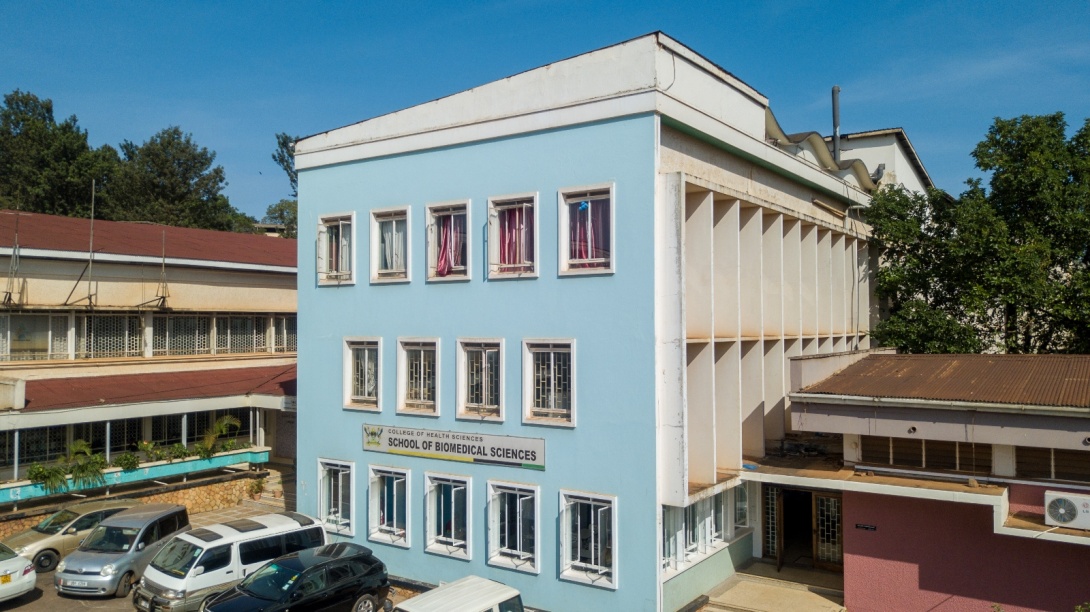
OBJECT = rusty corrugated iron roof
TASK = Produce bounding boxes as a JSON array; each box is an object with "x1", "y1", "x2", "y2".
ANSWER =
[
  {"x1": 22, "y1": 364, "x2": 296, "y2": 412},
  {"x1": 0, "y1": 210, "x2": 296, "y2": 269},
  {"x1": 800, "y1": 354, "x2": 1090, "y2": 409}
]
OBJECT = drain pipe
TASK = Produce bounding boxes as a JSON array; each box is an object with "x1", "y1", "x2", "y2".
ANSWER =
[{"x1": 832, "y1": 85, "x2": 841, "y2": 164}]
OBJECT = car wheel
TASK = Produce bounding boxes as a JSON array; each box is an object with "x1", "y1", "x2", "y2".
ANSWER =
[
  {"x1": 353, "y1": 594, "x2": 379, "y2": 612},
  {"x1": 33, "y1": 549, "x2": 59, "y2": 572},
  {"x1": 115, "y1": 572, "x2": 134, "y2": 598}
]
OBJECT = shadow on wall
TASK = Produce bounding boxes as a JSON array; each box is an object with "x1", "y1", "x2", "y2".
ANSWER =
[{"x1": 842, "y1": 491, "x2": 1090, "y2": 611}]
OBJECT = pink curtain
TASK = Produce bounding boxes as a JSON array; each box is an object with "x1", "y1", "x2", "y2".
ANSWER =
[
  {"x1": 499, "y1": 207, "x2": 533, "y2": 268},
  {"x1": 569, "y1": 200, "x2": 609, "y2": 268},
  {"x1": 436, "y1": 214, "x2": 466, "y2": 277}
]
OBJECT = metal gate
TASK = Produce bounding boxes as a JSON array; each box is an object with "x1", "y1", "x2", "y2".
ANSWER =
[{"x1": 813, "y1": 492, "x2": 843, "y2": 570}]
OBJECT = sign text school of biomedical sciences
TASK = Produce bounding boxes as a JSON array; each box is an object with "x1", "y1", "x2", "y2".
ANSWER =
[{"x1": 363, "y1": 424, "x2": 546, "y2": 470}]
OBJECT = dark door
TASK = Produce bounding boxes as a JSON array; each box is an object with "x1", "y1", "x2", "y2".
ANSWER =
[{"x1": 812, "y1": 492, "x2": 843, "y2": 571}]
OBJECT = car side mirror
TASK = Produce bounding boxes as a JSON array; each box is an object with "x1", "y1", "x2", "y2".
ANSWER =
[
  {"x1": 65, "y1": 527, "x2": 77, "y2": 535},
  {"x1": 290, "y1": 591, "x2": 303, "y2": 602},
  {"x1": 192, "y1": 566, "x2": 205, "y2": 577},
  {"x1": 137, "y1": 542, "x2": 145, "y2": 551}
]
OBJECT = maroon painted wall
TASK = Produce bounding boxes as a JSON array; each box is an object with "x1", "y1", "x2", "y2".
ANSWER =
[
  {"x1": 1008, "y1": 483, "x2": 1086, "y2": 516},
  {"x1": 843, "y1": 491, "x2": 1090, "y2": 612}
]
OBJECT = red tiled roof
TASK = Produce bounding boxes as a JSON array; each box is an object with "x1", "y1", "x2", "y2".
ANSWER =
[
  {"x1": 22, "y1": 364, "x2": 296, "y2": 412},
  {"x1": 801, "y1": 354, "x2": 1090, "y2": 409},
  {"x1": 0, "y1": 210, "x2": 296, "y2": 268}
]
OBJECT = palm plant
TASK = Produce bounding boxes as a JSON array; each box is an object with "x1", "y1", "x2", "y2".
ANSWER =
[{"x1": 66, "y1": 439, "x2": 106, "y2": 489}]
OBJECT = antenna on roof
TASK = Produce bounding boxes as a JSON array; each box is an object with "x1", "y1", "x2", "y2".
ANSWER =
[{"x1": 3, "y1": 209, "x2": 21, "y2": 306}]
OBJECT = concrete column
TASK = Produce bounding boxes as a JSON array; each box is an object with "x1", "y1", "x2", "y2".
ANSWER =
[{"x1": 993, "y1": 444, "x2": 1016, "y2": 477}]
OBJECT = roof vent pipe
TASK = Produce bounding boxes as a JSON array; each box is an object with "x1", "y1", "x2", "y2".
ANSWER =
[{"x1": 832, "y1": 85, "x2": 841, "y2": 164}]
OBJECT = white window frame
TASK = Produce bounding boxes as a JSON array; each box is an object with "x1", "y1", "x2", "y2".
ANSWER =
[
  {"x1": 343, "y1": 337, "x2": 381, "y2": 411},
  {"x1": 560, "y1": 489, "x2": 617, "y2": 589},
  {"x1": 370, "y1": 206, "x2": 411, "y2": 284},
  {"x1": 457, "y1": 338, "x2": 504, "y2": 422},
  {"x1": 522, "y1": 339, "x2": 575, "y2": 427},
  {"x1": 487, "y1": 192, "x2": 539, "y2": 279},
  {"x1": 368, "y1": 465, "x2": 410, "y2": 548},
  {"x1": 397, "y1": 337, "x2": 440, "y2": 416},
  {"x1": 426, "y1": 200, "x2": 471, "y2": 282},
  {"x1": 425, "y1": 472, "x2": 472, "y2": 560},
  {"x1": 318, "y1": 458, "x2": 355, "y2": 536},
  {"x1": 558, "y1": 183, "x2": 615, "y2": 275},
  {"x1": 488, "y1": 481, "x2": 539, "y2": 574},
  {"x1": 317, "y1": 212, "x2": 356, "y2": 285}
]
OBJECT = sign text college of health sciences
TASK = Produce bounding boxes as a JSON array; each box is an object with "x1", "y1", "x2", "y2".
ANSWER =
[{"x1": 363, "y1": 424, "x2": 545, "y2": 470}]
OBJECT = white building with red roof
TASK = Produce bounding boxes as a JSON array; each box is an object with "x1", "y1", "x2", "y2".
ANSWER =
[{"x1": 0, "y1": 210, "x2": 297, "y2": 481}]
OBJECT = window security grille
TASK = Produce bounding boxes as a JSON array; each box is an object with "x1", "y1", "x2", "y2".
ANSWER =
[
  {"x1": 376, "y1": 470, "x2": 406, "y2": 537},
  {"x1": 19, "y1": 426, "x2": 66, "y2": 465},
  {"x1": 152, "y1": 414, "x2": 184, "y2": 446},
  {"x1": 77, "y1": 314, "x2": 142, "y2": 359},
  {"x1": 219, "y1": 408, "x2": 252, "y2": 439},
  {"x1": 496, "y1": 486, "x2": 534, "y2": 561},
  {"x1": 321, "y1": 461, "x2": 352, "y2": 532},
  {"x1": 405, "y1": 343, "x2": 436, "y2": 411},
  {"x1": 494, "y1": 200, "x2": 534, "y2": 273},
  {"x1": 215, "y1": 316, "x2": 268, "y2": 354},
  {"x1": 72, "y1": 422, "x2": 108, "y2": 455},
  {"x1": 110, "y1": 418, "x2": 143, "y2": 453},
  {"x1": 321, "y1": 218, "x2": 352, "y2": 279},
  {"x1": 351, "y1": 343, "x2": 379, "y2": 404},
  {"x1": 530, "y1": 344, "x2": 571, "y2": 418},
  {"x1": 187, "y1": 411, "x2": 212, "y2": 445},
  {"x1": 274, "y1": 316, "x2": 297, "y2": 352},
  {"x1": 464, "y1": 343, "x2": 500, "y2": 415},
  {"x1": 568, "y1": 495, "x2": 612, "y2": 576},
  {"x1": 763, "y1": 485, "x2": 778, "y2": 559},
  {"x1": 0, "y1": 314, "x2": 70, "y2": 361},
  {"x1": 153, "y1": 315, "x2": 212, "y2": 356},
  {"x1": 432, "y1": 477, "x2": 468, "y2": 550}
]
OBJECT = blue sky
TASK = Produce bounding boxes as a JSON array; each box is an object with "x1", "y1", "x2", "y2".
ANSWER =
[{"x1": 2, "y1": 1, "x2": 1088, "y2": 219}]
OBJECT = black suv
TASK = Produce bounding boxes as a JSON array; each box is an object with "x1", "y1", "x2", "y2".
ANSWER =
[{"x1": 200, "y1": 542, "x2": 390, "y2": 612}]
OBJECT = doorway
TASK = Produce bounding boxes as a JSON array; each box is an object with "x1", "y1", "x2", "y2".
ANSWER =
[{"x1": 763, "y1": 485, "x2": 842, "y2": 572}]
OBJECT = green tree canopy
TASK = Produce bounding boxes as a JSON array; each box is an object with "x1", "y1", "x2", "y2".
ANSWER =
[
  {"x1": 107, "y1": 126, "x2": 255, "y2": 231},
  {"x1": 263, "y1": 198, "x2": 297, "y2": 239},
  {"x1": 870, "y1": 112, "x2": 1090, "y2": 353},
  {"x1": 262, "y1": 132, "x2": 298, "y2": 238},
  {"x1": 0, "y1": 90, "x2": 118, "y2": 216}
]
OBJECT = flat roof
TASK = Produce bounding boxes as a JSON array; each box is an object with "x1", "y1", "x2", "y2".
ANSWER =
[
  {"x1": 800, "y1": 354, "x2": 1090, "y2": 410},
  {"x1": 0, "y1": 210, "x2": 296, "y2": 269},
  {"x1": 22, "y1": 364, "x2": 296, "y2": 412}
]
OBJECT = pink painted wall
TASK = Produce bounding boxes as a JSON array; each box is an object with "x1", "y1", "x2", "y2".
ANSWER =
[
  {"x1": 1008, "y1": 483, "x2": 1086, "y2": 516},
  {"x1": 844, "y1": 491, "x2": 1090, "y2": 612}
]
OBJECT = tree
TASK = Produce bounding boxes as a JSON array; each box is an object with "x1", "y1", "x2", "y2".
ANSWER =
[
  {"x1": 0, "y1": 90, "x2": 118, "y2": 216},
  {"x1": 272, "y1": 132, "x2": 297, "y2": 198},
  {"x1": 869, "y1": 113, "x2": 1090, "y2": 353},
  {"x1": 263, "y1": 198, "x2": 298, "y2": 239},
  {"x1": 105, "y1": 126, "x2": 255, "y2": 231}
]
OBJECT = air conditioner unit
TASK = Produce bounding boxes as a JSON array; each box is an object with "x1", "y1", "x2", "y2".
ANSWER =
[{"x1": 1044, "y1": 491, "x2": 1090, "y2": 530}]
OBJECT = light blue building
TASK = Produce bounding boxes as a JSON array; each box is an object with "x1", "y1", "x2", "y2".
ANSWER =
[{"x1": 295, "y1": 33, "x2": 926, "y2": 611}]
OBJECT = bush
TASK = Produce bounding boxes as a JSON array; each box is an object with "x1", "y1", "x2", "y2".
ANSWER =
[
  {"x1": 192, "y1": 442, "x2": 217, "y2": 460},
  {"x1": 136, "y1": 440, "x2": 166, "y2": 463},
  {"x1": 168, "y1": 443, "x2": 191, "y2": 462},
  {"x1": 248, "y1": 477, "x2": 266, "y2": 497},
  {"x1": 220, "y1": 439, "x2": 239, "y2": 452},
  {"x1": 112, "y1": 452, "x2": 141, "y2": 471},
  {"x1": 27, "y1": 462, "x2": 68, "y2": 494}
]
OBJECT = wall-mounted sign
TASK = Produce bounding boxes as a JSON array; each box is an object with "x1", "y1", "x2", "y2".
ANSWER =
[
  {"x1": 855, "y1": 523, "x2": 877, "y2": 531},
  {"x1": 362, "y1": 424, "x2": 545, "y2": 471}
]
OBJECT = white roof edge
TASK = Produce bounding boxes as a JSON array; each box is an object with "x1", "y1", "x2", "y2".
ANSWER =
[{"x1": 0, "y1": 247, "x2": 296, "y2": 274}]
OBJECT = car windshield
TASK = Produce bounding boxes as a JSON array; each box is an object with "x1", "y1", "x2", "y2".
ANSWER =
[
  {"x1": 81, "y1": 525, "x2": 139, "y2": 553},
  {"x1": 0, "y1": 543, "x2": 17, "y2": 562},
  {"x1": 238, "y1": 562, "x2": 300, "y2": 601},
  {"x1": 34, "y1": 509, "x2": 79, "y2": 534},
  {"x1": 151, "y1": 539, "x2": 202, "y2": 577}
]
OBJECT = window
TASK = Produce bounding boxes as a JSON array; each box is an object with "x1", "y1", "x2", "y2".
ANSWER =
[
  {"x1": 861, "y1": 436, "x2": 992, "y2": 474},
  {"x1": 0, "y1": 313, "x2": 69, "y2": 361},
  {"x1": 198, "y1": 544, "x2": 232, "y2": 573},
  {"x1": 152, "y1": 315, "x2": 212, "y2": 356},
  {"x1": 559, "y1": 186, "x2": 613, "y2": 273},
  {"x1": 215, "y1": 315, "x2": 267, "y2": 354},
  {"x1": 489, "y1": 482, "x2": 537, "y2": 573},
  {"x1": 561, "y1": 491, "x2": 616, "y2": 588},
  {"x1": 399, "y1": 339, "x2": 438, "y2": 415},
  {"x1": 458, "y1": 340, "x2": 502, "y2": 420},
  {"x1": 525, "y1": 341, "x2": 573, "y2": 424},
  {"x1": 344, "y1": 338, "x2": 380, "y2": 410},
  {"x1": 319, "y1": 459, "x2": 354, "y2": 535},
  {"x1": 426, "y1": 474, "x2": 471, "y2": 558},
  {"x1": 318, "y1": 213, "x2": 354, "y2": 283},
  {"x1": 285, "y1": 527, "x2": 324, "y2": 553},
  {"x1": 371, "y1": 208, "x2": 409, "y2": 282},
  {"x1": 369, "y1": 466, "x2": 409, "y2": 547},
  {"x1": 662, "y1": 485, "x2": 748, "y2": 571},
  {"x1": 76, "y1": 313, "x2": 143, "y2": 358},
  {"x1": 273, "y1": 316, "x2": 297, "y2": 352},
  {"x1": 488, "y1": 195, "x2": 536, "y2": 277},
  {"x1": 733, "y1": 484, "x2": 748, "y2": 529},
  {"x1": 1016, "y1": 447, "x2": 1090, "y2": 483},
  {"x1": 428, "y1": 202, "x2": 469, "y2": 280},
  {"x1": 240, "y1": 535, "x2": 283, "y2": 565}
]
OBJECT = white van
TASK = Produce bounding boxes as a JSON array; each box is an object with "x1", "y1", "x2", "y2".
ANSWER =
[
  {"x1": 132, "y1": 512, "x2": 326, "y2": 612},
  {"x1": 394, "y1": 575, "x2": 524, "y2": 612}
]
